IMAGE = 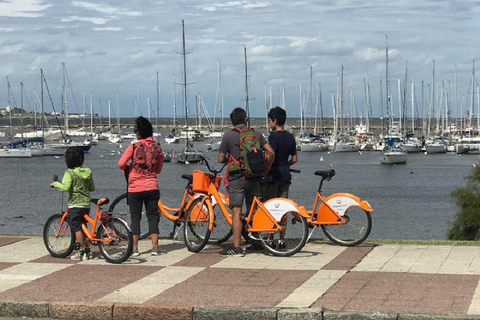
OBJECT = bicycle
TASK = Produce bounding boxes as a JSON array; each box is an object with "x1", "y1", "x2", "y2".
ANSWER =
[
  {"x1": 108, "y1": 173, "x2": 232, "y2": 245},
  {"x1": 183, "y1": 157, "x2": 310, "y2": 257},
  {"x1": 44, "y1": 176, "x2": 133, "y2": 264},
  {"x1": 304, "y1": 169, "x2": 373, "y2": 246}
]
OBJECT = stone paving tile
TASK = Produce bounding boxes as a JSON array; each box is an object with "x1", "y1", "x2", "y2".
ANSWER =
[
  {"x1": 322, "y1": 244, "x2": 375, "y2": 271},
  {"x1": 277, "y1": 269, "x2": 347, "y2": 308},
  {"x1": 0, "y1": 236, "x2": 29, "y2": 247},
  {"x1": 99, "y1": 266, "x2": 204, "y2": 304},
  {"x1": 313, "y1": 271, "x2": 480, "y2": 315},
  {"x1": 211, "y1": 243, "x2": 346, "y2": 270},
  {"x1": 147, "y1": 268, "x2": 316, "y2": 307},
  {"x1": 0, "y1": 264, "x2": 161, "y2": 302},
  {"x1": 0, "y1": 263, "x2": 17, "y2": 271},
  {"x1": 173, "y1": 245, "x2": 225, "y2": 268},
  {"x1": 0, "y1": 262, "x2": 72, "y2": 294},
  {"x1": 0, "y1": 237, "x2": 47, "y2": 263}
]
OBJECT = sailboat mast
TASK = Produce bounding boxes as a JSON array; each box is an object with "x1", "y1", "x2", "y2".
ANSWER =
[
  {"x1": 385, "y1": 36, "x2": 390, "y2": 135},
  {"x1": 7, "y1": 76, "x2": 12, "y2": 145},
  {"x1": 319, "y1": 83, "x2": 324, "y2": 133},
  {"x1": 90, "y1": 93, "x2": 93, "y2": 136},
  {"x1": 108, "y1": 100, "x2": 111, "y2": 129},
  {"x1": 41, "y1": 70, "x2": 44, "y2": 146},
  {"x1": 411, "y1": 76, "x2": 415, "y2": 134},
  {"x1": 182, "y1": 19, "x2": 189, "y2": 147},
  {"x1": 20, "y1": 81, "x2": 24, "y2": 140},
  {"x1": 116, "y1": 89, "x2": 120, "y2": 134},
  {"x1": 62, "y1": 62, "x2": 68, "y2": 134},
  {"x1": 244, "y1": 46, "x2": 250, "y2": 126},
  {"x1": 173, "y1": 74, "x2": 177, "y2": 128},
  {"x1": 156, "y1": 71, "x2": 159, "y2": 134}
]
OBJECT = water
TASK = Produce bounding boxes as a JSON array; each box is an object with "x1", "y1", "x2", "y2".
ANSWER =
[{"x1": 0, "y1": 139, "x2": 477, "y2": 240}]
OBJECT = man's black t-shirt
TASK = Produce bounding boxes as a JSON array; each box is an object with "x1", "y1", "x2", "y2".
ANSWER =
[{"x1": 268, "y1": 130, "x2": 297, "y2": 183}]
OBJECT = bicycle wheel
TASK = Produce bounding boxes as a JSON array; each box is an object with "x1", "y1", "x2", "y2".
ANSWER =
[
  {"x1": 109, "y1": 193, "x2": 151, "y2": 240},
  {"x1": 97, "y1": 217, "x2": 133, "y2": 264},
  {"x1": 184, "y1": 197, "x2": 212, "y2": 252},
  {"x1": 43, "y1": 213, "x2": 75, "y2": 258},
  {"x1": 321, "y1": 206, "x2": 372, "y2": 246},
  {"x1": 258, "y1": 212, "x2": 308, "y2": 257},
  {"x1": 207, "y1": 196, "x2": 232, "y2": 245}
]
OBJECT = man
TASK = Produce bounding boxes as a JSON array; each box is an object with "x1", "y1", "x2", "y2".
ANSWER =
[
  {"x1": 218, "y1": 107, "x2": 275, "y2": 256},
  {"x1": 263, "y1": 106, "x2": 298, "y2": 200}
]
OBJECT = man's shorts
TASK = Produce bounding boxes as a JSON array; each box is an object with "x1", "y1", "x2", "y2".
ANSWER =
[
  {"x1": 69, "y1": 207, "x2": 90, "y2": 232},
  {"x1": 227, "y1": 177, "x2": 260, "y2": 209}
]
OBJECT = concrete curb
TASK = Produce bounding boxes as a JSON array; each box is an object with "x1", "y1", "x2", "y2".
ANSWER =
[{"x1": 3, "y1": 301, "x2": 480, "y2": 320}]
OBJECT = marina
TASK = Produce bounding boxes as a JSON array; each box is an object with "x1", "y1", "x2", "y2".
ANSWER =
[{"x1": 0, "y1": 128, "x2": 476, "y2": 241}]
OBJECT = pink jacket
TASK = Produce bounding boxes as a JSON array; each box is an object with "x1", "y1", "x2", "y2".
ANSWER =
[{"x1": 118, "y1": 137, "x2": 164, "y2": 192}]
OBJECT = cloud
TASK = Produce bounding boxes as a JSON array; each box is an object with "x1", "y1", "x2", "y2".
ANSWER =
[
  {"x1": 0, "y1": 0, "x2": 51, "y2": 18},
  {"x1": 92, "y1": 27, "x2": 122, "y2": 31},
  {"x1": 61, "y1": 16, "x2": 109, "y2": 25},
  {"x1": 72, "y1": 2, "x2": 142, "y2": 17},
  {"x1": 0, "y1": 28, "x2": 15, "y2": 32},
  {"x1": 201, "y1": 1, "x2": 269, "y2": 11}
]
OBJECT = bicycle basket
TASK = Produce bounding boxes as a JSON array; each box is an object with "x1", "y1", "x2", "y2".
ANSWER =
[{"x1": 192, "y1": 170, "x2": 210, "y2": 193}]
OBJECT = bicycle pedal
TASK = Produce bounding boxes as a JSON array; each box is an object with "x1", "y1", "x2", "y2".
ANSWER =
[{"x1": 74, "y1": 242, "x2": 81, "y2": 250}]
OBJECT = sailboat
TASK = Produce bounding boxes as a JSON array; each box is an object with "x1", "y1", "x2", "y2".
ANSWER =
[
  {"x1": 381, "y1": 36, "x2": 407, "y2": 164},
  {"x1": 0, "y1": 78, "x2": 32, "y2": 158},
  {"x1": 175, "y1": 20, "x2": 202, "y2": 164},
  {"x1": 44, "y1": 63, "x2": 91, "y2": 154}
]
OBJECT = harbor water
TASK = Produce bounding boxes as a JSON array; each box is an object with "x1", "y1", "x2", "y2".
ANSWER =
[{"x1": 0, "y1": 139, "x2": 476, "y2": 240}]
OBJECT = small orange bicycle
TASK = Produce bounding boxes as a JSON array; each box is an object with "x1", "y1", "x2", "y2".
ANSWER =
[
  {"x1": 303, "y1": 169, "x2": 373, "y2": 246},
  {"x1": 44, "y1": 176, "x2": 133, "y2": 264},
  {"x1": 108, "y1": 173, "x2": 232, "y2": 245},
  {"x1": 183, "y1": 157, "x2": 310, "y2": 257}
]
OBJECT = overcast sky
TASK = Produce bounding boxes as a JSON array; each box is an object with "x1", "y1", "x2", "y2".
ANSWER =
[{"x1": 1, "y1": 0, "x2": 479, "y2": 121}]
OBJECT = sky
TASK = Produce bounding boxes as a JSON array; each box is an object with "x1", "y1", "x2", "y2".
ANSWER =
[{"x1": 1, "y1": 0, "x2": 480, "y2": 121}]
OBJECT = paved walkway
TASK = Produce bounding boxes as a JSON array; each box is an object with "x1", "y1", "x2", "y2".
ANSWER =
[{"x1": 1, "y1": 236, "x2": 480, "y2": 319}]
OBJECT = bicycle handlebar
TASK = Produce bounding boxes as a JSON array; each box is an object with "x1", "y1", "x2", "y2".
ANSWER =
[{"x1": 200, "y1": 156, "x2": 227, "y2": 175}]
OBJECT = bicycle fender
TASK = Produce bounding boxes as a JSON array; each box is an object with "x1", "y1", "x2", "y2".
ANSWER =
[
  {"x1": 262, "y1": 198, "x2": 310, "y2": 222},
  {"x1": 324, "y1": 193, "x2": 373, "y2": 216},
  {"x1": 193, "y1": 192, "x2": 229, "y2": 207}
]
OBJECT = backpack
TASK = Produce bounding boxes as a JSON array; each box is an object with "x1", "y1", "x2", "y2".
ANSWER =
[
  {"x1": 228, "y1": 127, "x2": 265, "y2": 178},
  {"x1": 131, "y1": 142, "x2": 162, "y2": 175}
]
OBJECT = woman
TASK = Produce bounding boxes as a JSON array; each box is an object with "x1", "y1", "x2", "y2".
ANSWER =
[{"x1": 118, "y1": 116, "x2": 164, "y2": 256}]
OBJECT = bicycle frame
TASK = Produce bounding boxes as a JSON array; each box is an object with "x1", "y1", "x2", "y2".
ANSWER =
[
  {"x1": 158, "y1": 187, "x2": 196, "y2": 222},
  {"x1": 200, "y1": 177, "x2": 309, "y2": 233},
  {"x1": 57, "y1": 201, "x2": 117, "y2": 243},
  {"x1": 308, "y1": 191, "x2": 373, "y2": 225}
]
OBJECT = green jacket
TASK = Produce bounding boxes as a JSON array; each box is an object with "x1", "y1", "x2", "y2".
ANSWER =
[{"x1": 54, "y1": 167, "x2": 95, "y2": 207}]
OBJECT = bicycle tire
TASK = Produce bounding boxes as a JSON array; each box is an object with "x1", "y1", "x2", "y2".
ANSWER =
[
  {"x1": 207, "y1": 196, "x2": 232, "y2": 245},
  {"x1": 321, "y1": 206, "x2": 372, "y2": 246},
  {"x1": 258, "y1": 213, "x2": 308, "y2": 257},
  {"x1": 109, "y1": 193, "x2": 151, "y2": 240},
  {"x1": 97, "y1": 217, "x2": 133, "y2": 264},
  {"x1": 183, "y1": 197, "x2": 212, "y2": 252},
  {"x1": 43, "y1": 213, "x2": 75, "y2": 258}
]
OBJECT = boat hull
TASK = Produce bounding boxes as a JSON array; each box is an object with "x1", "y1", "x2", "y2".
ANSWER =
[{"x1": 380, "y1": 153, "x2": 407, "y2": 164}]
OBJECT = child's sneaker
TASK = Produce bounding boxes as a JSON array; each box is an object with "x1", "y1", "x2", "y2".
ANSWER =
[
  {"x1": 70, "y1": 252, "x2": 84, "y2": 261},
  {"x1": 219, "y1": 246, "x2": 244, "y2": 257},
  {"x1": 131, "y1": 247, "x2": 140, "y2": 257}
]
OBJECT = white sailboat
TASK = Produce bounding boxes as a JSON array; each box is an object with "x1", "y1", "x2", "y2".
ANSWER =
[
  {"x1": 0, "y1": 79, "x2": 32, "y2": 158},
  {"x1": 380, "y1": 36, "x2": 407, "y2": 165},
  {"x1": 425, "y1": 139, "x2": 447, "y2": 154},
  {"x1": 380, "y1": 146, "x2": 407, "y2": 164},
  {"x1": 175, "y1": 20, "x2": 202, "y2": 164}
]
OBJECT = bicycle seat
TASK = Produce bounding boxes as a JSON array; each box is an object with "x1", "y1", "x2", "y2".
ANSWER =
[
  {"x1": 181, "y1": 174, "x2": 193, "y2": 183},
  {"x1": 91, "y1": 198, "x2": 109, "y2": 206},
  {"x1": 314, "y1": 169, "x2": 336, "y2": 179}
]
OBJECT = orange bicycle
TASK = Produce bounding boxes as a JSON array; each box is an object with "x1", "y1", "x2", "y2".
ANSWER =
[
  {"x1": 304, "y1": 169, "x2": 373, "y2": 246},
  {"x1": 108, "y1": 173, "x2": 232, "y2": 245},
  {"x1": 183, "y1": 157, "x2": 310, "y2": 257},
  {"x1": 44, "y1": 176, "x2": 133, "y2": 264}
]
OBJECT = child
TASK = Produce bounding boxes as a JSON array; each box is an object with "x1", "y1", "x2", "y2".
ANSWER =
[{"x1": 51, "y1": 147, "x2": 95, "y2": 260}]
